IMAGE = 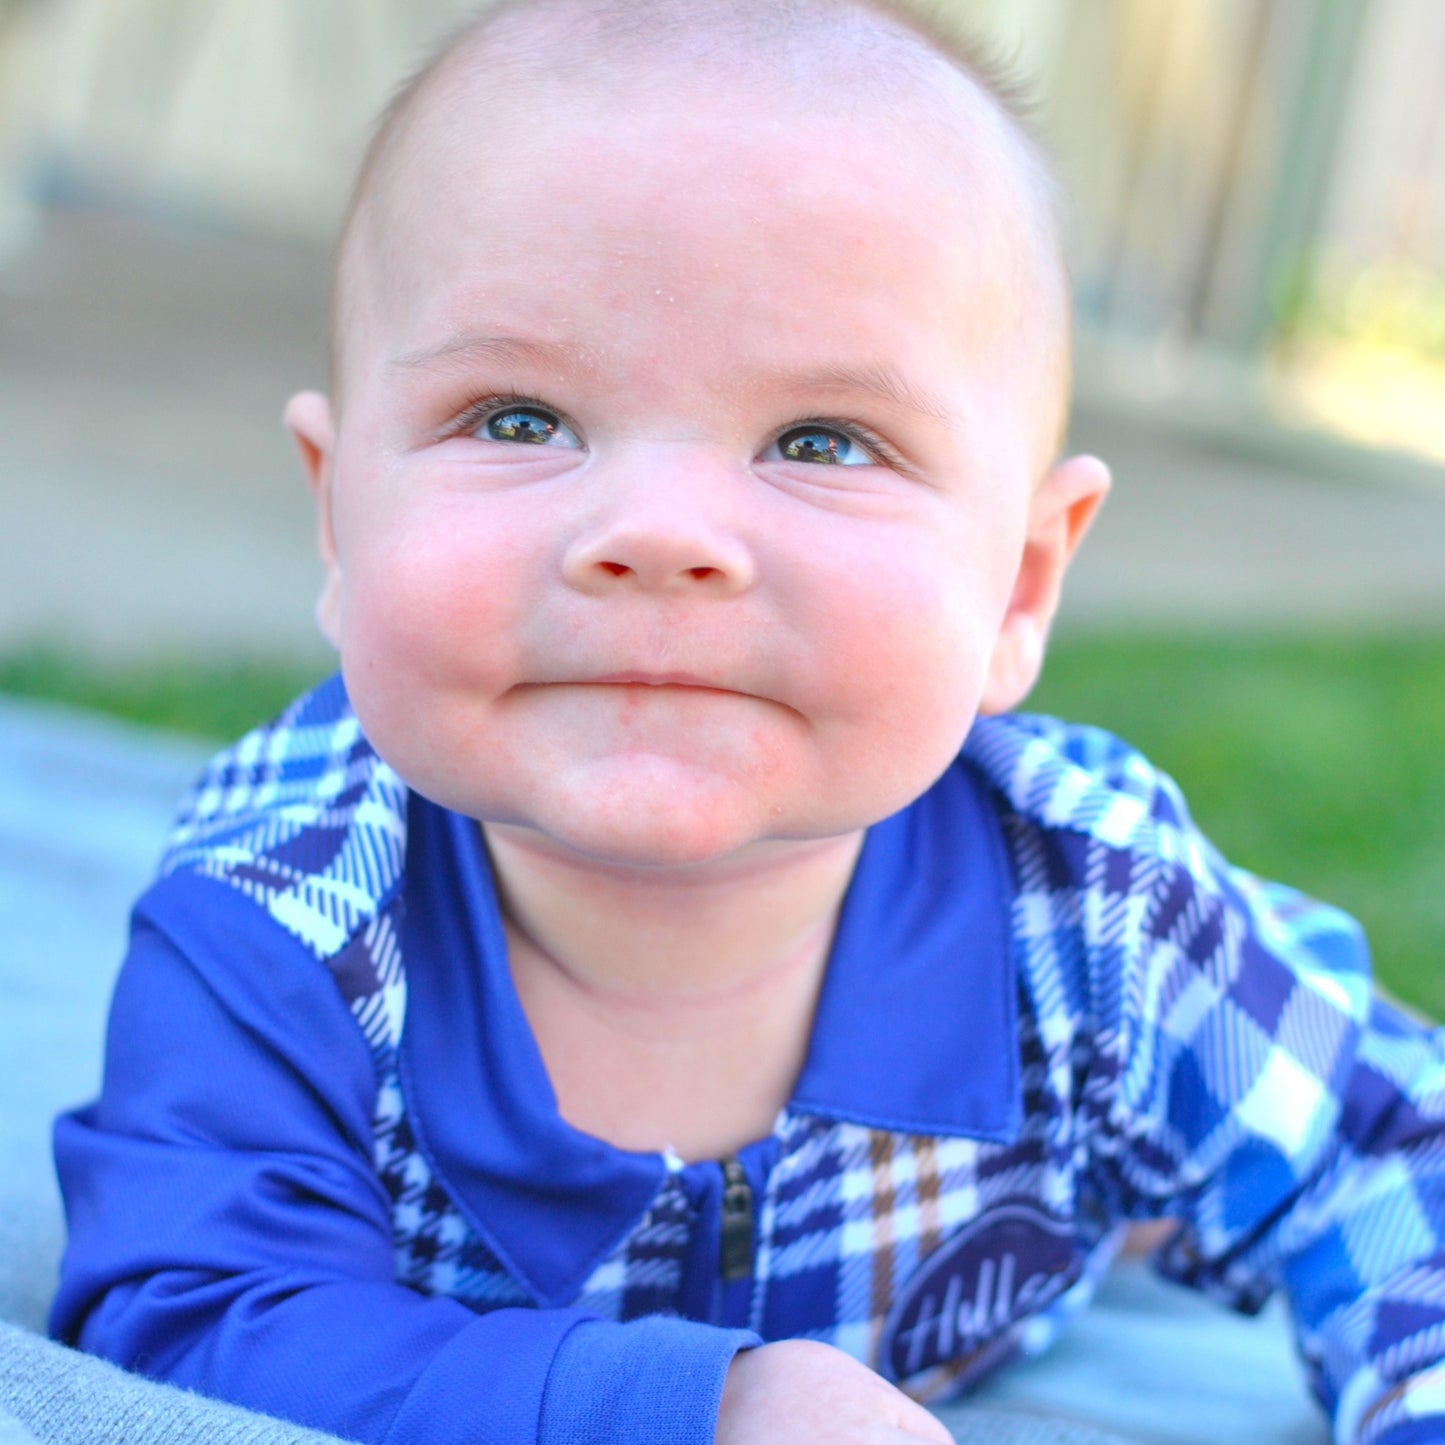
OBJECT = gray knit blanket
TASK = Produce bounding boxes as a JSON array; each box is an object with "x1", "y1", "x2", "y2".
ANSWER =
[{"x1": 0, "y1": 1322, "x2": 351, "y2": 1445}]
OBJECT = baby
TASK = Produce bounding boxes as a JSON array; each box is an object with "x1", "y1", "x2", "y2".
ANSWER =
[{"x1": 50, "y1": 1, "x2": 1445, "y2": 1443}]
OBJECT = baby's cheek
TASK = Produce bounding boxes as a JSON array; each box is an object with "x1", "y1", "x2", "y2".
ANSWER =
[
  {"x1": 819, "y1": 562, "x2": 994, "y2": 797},
  {"x1": 834, "y1": 557, "x2": 988, "y2": 710},
  {"x1": 351, "y1": 509, "x2": 529, "y2": 687},
  {"x1": 332, "y1": 509, "x2": 535, "y2": 802}
]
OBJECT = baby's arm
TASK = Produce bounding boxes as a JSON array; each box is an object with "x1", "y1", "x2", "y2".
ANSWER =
[
  {"x1": 51, "y1": 878, "x2": 756, "y2": 1445},
  {"x1": 1077, "y1": 748, "x2": 1445, "y2": 1445}
]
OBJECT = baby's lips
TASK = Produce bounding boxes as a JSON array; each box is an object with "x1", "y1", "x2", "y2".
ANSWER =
[
  {"x1": 519, "y1": 653, "x2": 791, "y2": 704},
  {"x1": 584, "y1": 671, "x2": 730, "y2": 689}
]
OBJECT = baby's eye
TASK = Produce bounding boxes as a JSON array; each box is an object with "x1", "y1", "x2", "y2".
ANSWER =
[
  {"x1": 480, "y1": 405, "x2": 581, "y2": 448},
  {"x1": 767, "y1": 425, "x2": 873, "y2": 467}
]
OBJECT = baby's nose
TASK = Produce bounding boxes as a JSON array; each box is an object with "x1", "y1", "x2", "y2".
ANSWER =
[{"x1": 560, "y1": 464, "x2": 756, "y2": 596}]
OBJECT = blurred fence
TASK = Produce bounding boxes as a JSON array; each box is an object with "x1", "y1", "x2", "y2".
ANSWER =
[
  {"x1": 1, "y1": 0, "x2": 1442, "y2": 461},
  {"x1": 1029, "y1": 1, "x2": 1445, "y2": 349},
  {"x1": 1010, "y1": 0, "x2": 1445, "y2": 462}
]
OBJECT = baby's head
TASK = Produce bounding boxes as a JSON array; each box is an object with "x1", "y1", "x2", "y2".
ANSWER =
[{"x1": 285, "y1": 0, "x2": 1110, "y2": 868}]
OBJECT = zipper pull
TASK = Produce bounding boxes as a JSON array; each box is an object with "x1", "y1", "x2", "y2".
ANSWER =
[{"x1": 718, "y1": 1154, "x2": 755, "y2": 1282}]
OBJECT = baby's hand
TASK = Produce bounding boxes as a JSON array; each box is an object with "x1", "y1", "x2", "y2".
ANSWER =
[{"x1": 716, "y1": 1340, "x2": 955, "y2": 1444}]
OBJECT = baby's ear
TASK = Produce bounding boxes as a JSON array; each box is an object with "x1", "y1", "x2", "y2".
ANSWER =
[
  {"x1": 283, "y1": 391, "x2": 343, "y2": 650},
  {"x1": 979, "y1": 454, "x2": 1110, "y2": 716}
]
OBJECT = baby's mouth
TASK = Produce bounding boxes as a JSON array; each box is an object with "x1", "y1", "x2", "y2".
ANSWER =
[{"x1": 586, "y1": 672, "x2": 726, "y2": 689}]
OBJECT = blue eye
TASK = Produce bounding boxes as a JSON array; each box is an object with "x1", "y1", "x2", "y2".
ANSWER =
[
  {"x1": 772, "y1": 425, "x2": 871, "y2": 466},
  {"x1": 482, "y1": 406, "x2": 580, "y2": 447}
]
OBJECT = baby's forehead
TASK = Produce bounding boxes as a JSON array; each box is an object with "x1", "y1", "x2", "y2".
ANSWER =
[{"x1": 333, "y1": 0, "x2": 1068, "y2": 435}]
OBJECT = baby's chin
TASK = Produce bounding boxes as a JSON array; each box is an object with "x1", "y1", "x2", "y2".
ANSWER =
[{"x1": 464, "y1": 754, "x2": 855, "y2": 873}]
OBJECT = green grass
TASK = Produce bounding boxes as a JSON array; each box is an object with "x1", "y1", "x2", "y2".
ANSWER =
[
  {"x1": 3, "y1": 633, "x2": 1443, "y2": 1016},
  {"x1": 0, "y1": 646, "x2": 328, "y2": 744}
]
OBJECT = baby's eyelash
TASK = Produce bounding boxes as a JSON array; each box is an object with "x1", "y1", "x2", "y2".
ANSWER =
[
  {"x1": 774, "y1": 416, "x2": 906, "y2": 469},
  {"x1": 447, "y1": 391, "x2": 566, "y2": 437}
]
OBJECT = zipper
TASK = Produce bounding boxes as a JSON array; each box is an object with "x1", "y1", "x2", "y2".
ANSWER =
[{"x1": 718, "y1": 1154, "x2": 755, "y2": 1283}]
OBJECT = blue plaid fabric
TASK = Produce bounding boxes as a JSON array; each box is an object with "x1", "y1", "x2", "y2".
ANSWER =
[{"x1": 160, "y1": 680, "x2": 1445, "y2": 1445}]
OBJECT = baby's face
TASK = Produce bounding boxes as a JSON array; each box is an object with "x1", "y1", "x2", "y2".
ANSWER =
[{"x1": 290, "y1": 61, "x2": 1104, "y2": 869}]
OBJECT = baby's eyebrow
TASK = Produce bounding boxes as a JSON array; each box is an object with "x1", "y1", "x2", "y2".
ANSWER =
[
  {"x1": 760, "y1": 362, "x2": 963, "y2": 428},
  {"x1": 390, "y1": 337, "x2": 962, "y2": 429},
  {"x1": 388, "y1": 332, "x2": 590, "y2": 375}
]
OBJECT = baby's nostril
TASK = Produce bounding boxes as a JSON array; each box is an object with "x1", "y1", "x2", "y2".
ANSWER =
[
  {"x1": 686, "y1": 566, "x2": 717, "y2": 581},
  {"x1": 599, "y1": 561, "x2": 630, "y2": 577}
]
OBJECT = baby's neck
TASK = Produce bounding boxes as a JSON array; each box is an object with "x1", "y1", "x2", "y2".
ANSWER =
[{"x1": 482, "y1": 824, "x2": 864, "y2": 1160}]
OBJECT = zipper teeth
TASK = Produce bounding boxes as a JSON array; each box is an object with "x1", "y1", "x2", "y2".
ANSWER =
[{"x1": 719, "y1": 1155, "x2": 755, "y2": 1284}]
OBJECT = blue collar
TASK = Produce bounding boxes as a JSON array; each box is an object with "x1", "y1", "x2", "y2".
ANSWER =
[{"x1": 400, "y1": 755, "x2": 1020, "y2": 1308}]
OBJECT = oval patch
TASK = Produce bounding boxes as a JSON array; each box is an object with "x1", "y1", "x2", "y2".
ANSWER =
[{"x1": 880, "y1": 1201, "x2": 1082, "y2": 1383}]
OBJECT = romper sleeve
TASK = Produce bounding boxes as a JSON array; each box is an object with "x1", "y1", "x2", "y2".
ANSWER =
[
  {"x1": 1077, "y1": 750, "x2": 1445, "y2": 1445},
  {"x1": 51, "y1": 872, "x2": 756, "y2": 1445}
]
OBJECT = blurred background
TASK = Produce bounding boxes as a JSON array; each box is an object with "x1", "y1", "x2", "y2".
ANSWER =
[{"x1": 0, "y1": 0, "x2": 1442, "y2": 1008}]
